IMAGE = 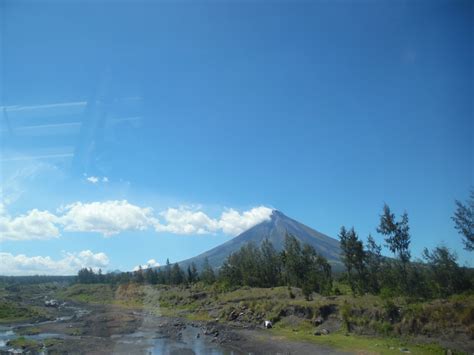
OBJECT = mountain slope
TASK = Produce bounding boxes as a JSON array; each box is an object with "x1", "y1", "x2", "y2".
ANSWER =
[{"x1": 177, "y1": 210, "x2": 342, "y2": 270}]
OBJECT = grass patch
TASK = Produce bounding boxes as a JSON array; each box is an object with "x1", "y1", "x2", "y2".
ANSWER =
[
  {"x1": 16, "y1": 326, "x2": 41, "y2": 335},
  {"x1": 64, "y1": 327, "x2": 84, "y2": 336},
  {"x1": 43, "y1": 338, "x2": 64, "y2": 348},
  {"x1": 271, "y1": 326, "x2": 447, "y2": 355},
  {"x1": 0, "y1": 301, "x2": 45, "y2": 323},
  {"x1": 7, "y1": 337, "x2": 41, "y2": 351},
  {"x1": 57, "y1": 284, "x2": 116, "y2": 304},
  {"x1": 186, "y1": 311, "x2": 214, "y2": 321},
  {"x1": 58, "y1": 283, "x2": 473, "y2": 353}
]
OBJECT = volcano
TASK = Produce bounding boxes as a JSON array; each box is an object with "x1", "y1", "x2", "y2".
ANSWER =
[{"x1": 177, "y1": 210, "x2": 342, "y2": 270}]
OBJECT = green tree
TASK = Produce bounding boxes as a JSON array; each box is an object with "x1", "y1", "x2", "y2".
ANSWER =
[
  {"x1": 377, "y1": 205, "x2": 411, "y2": 264},
  {"x1": 164, "y1": 258, "x2": 171, "y2": 285},
  {"x1": 170, "y1": 263, "x2": 184, "y2": 284},
  {"x1": 282, "y1": 234, "x2": 332, "y2": 295},
  {"x1": 219, "y1": 243, "x2": 262, "y2": 287},
  {"x1": 145, "y1": 268, "x2": 157, "y2": 284},
  {"x1": 452, "y1": 189, "x2": 474, "y2": 251},
  {"x1": 200, "y1": 257, "x2": 216, "y2": 284},
  {"x1": 135, "y1": 265, "x2": 144, "y2": 284},
  {"x1": 423, "y1": 246, "x2": 468, "y2": 297},
  {"x1": 299, "y1": 244, "x2": 332, "y2": 299},
  {"x1": 339, "y1": 227, "x2": 366, "y2": 294},
  {"x1": 219, "y1": 255, "x2": 241, "y2": 287},
  {"x1": 77, "y1": 268, "x2": 95, "y2": 283},
  {"x1": 187, "y1": 263, "x2": 199, "y2": 283},
  {"x1": 377, "y1": 204, "x2": 411, "y2": 293},
  {"x1": 281, "y1": 233, "x2": 304, "y2": 287},
  {"x1": 365, "y1": 235, "x2": 382, "y2": 294},
  {"x1": 259, "y1": 239, "x2": 281, "y2": 287}
]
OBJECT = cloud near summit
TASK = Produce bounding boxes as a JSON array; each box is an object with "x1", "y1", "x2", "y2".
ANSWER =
[
  {"x1": 0, "y1": 201, "x2": 273, "y2": 241},
  {"x1": 154, "y1": 205, "x2": 273, "y2": 236}
]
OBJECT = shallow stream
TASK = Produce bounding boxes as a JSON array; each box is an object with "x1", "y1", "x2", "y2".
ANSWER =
[{"x1": 0, "y1": 306, "x2": 240, "y2": 355}]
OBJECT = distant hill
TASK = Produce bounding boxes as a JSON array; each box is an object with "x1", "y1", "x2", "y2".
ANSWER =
[{"x1": 177, "y1": 210, "x2": 342, "y2": 271}]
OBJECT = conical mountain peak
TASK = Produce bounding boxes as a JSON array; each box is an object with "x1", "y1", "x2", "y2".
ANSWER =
[{"x1": 177, "y1": 210, "x2": 342, "y2": 270}]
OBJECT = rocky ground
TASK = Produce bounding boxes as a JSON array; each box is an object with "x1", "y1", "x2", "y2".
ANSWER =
[
  {"x1": 1, "y1": 302, "x2": 349, "y2": 354},
  {"x1": 1, "y1": 283, "x2": 473, "y2": 354}
]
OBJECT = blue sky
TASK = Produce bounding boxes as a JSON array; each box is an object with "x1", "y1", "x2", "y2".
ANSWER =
[{"x1": 0, "y1": 0, "x2": 472, "y2": 275}]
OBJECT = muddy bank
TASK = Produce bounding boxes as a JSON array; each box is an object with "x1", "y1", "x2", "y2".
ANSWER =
[{"x1": 1, "y1": 301, "x2": 348, "y2": 354}]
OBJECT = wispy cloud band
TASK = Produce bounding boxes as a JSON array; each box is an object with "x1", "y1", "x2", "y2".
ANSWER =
[
  {"x1": 0, "y1": 250, "x2": 109, "y2": 276},
  {"x1": 0, "y1": 201, "x2": 273, "y2": 242}
]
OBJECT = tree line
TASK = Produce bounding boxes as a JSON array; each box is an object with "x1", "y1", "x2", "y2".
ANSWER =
[
  {"x1": 77, "y1": 234, "x2": 332, "y2": 300},
  {"x1": 339, "y1": 203, "x2": 472, "y2": 298},
  {"x1": 219, "y1": 235, "x2": 332, "y2": 297},
  {"x1": 78, "y1": 190, "x2": 473, "y2": 300},
  {"x1": 77, "y1": 257, "x2": 216, "y2": 286}
]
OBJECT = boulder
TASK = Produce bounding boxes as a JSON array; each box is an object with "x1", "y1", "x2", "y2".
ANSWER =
[{"x1": 314, "y1": 328, "x2": 330, "y2": 336}]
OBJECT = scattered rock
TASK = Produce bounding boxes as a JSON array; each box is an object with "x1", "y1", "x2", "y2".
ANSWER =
[
  {"x1": 313, "y1": 316, "x2": 324, "y2": 326},
  {"x1": 264, "y1": 320, "x2": 273, "y2": 329},
  {"x1": 314, "y1": 328, "x2": 330, "y2": 336},
  {"x1": 45, "y1": 299, "x2": 59, "y2": 307},
  {"x1": 228, "y1": 310, "x2": 238, "y2": 321},
  {"x1": 190, "y1": 292, "x2": 207, "y2": 300}
]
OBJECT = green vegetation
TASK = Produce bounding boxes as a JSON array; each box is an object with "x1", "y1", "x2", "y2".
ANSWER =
[
  {"x1": 64, "y1": 327, "x2": 84, "y2": 336},
  {"x1": 0, "y1": 283, "x2": 58, "y2": 323},
  {"x1": 57, "y1": 283, "x2": 151, "y2": 308},
  {"x1": 271, "y1": 326, "x2": 449, "y2": 355},
  {"x1": 43, "y1": 338, "x2": 65, "y2": 348},
  {"x1": 0, "y1": 301, "x2": 45, "y2": 323},
  {"x1": 56, "y1": 282, "x2": 474, "y2": 353},
  {"x1": 55, "y1": 195, "x2": 474, "y2": 353},
  {"x1": 337, "y1": 204, "x2": 472, "y2": 299},
  {"x1": 7, "y1": 336, "x2": 65, "y2": 351},
  {"x1": 7, "y1": 337, "x2": 41, "y2": 351},
  {"x1": 16, "y1": 326, "x2": 41, "y2": 335},
  {"x1": 0, "y1": 275, "x2": 74, "y2": 286},
  {"x1": 76, "y1": 233, "x2": 333, "y2": 300},
  {"x1": 75, "y1": 202, "x2": 473, "y2": 304},
  {"x1": 57, "y1": 283, "x2": 115, "y2": 304},
  {"x1": 453, "y1": 188, "x2": 474, "y2": 251}
]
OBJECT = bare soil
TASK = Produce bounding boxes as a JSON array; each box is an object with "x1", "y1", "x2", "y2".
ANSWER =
[{"x1": 3, "y1": 301, "x2": 349, "y2": 354}]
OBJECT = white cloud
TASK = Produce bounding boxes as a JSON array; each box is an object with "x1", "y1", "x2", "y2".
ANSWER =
[
  {"x1": 86, "y1": 176, "x2": 99, "y2": 184},
  {"x1": 154, "y1": 205, "x2": 273, "y2": 236},
  {"x1": 85, "y1": 176, "x2": 109, "y2": 184},
  {"x1": 155, "y1": 207, "x2": 219, "y2": 234},
  {"x1": 133, "y1": 258, "x2": 160, "y2": 271},
  {"x1": 0, "y1": 250, "x2": 109, "y2": 276},
  {"x1": 218, "y1": 206, "x2": 274, "y2": 235},
  {"x1": 59, "y1": 200, "x2": 155, "y2": 237},
  {"x1": 0, "y1": 200, "x2": 274, "y2": 241},
  {"x1": 0, "y1": 205, "x2": 60, "y2": 242}
]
